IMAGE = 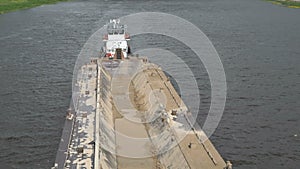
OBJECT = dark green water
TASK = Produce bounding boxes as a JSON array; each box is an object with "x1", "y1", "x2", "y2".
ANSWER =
[{"x1": 0, "y1": 0, "x2": 299, "y2": 168}]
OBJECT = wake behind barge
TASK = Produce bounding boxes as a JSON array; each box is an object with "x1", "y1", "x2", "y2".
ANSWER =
[{"x1": 53, "y1": 20, "x2": 231, "y2": 169}]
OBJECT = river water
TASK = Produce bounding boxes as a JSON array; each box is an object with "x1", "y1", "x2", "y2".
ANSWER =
[{"x1": 0, "y1": 0, "x2": 299, "y2": 168}]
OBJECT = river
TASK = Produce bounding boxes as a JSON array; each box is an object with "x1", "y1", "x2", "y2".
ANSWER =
[{"x1": 0, "y1": 0, "x2": 299, "y2": 168}]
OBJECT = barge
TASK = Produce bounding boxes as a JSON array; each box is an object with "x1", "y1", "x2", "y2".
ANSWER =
[{"x1": 53, "y1": 19, "x2": 231, "y2": 169}]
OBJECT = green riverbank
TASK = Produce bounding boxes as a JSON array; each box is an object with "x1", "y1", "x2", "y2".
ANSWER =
[
  {"x1": 0, "y1": 0, "x2": 67, "y2": 14},
  {"x1": 266, "y1": 0, "x2": 300, "y2": 8}
]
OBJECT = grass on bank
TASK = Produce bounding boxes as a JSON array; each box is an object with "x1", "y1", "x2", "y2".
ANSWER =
[
  {"x1": 266, "y1": 0, "x2": 300, "y2": 8},
  {"x1": 0, "y1": 0, "x2": 67, "y2": 14}
]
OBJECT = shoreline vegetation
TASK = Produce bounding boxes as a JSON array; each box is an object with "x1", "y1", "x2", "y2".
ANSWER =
[
  {"x1": 0, "y1": 0, "x2": 67, "y2": 14},
  {"x1": 266, "y1": 0, "x2": 300, "y2": 8},
  {"x1": 0, "y1": 1, "x2": 299, "y2": 15}
]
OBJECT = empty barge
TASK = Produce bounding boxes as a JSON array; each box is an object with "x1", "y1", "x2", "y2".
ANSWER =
[{"x1": 53, "y1": 19, "x2": 231, "y2": 169}]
